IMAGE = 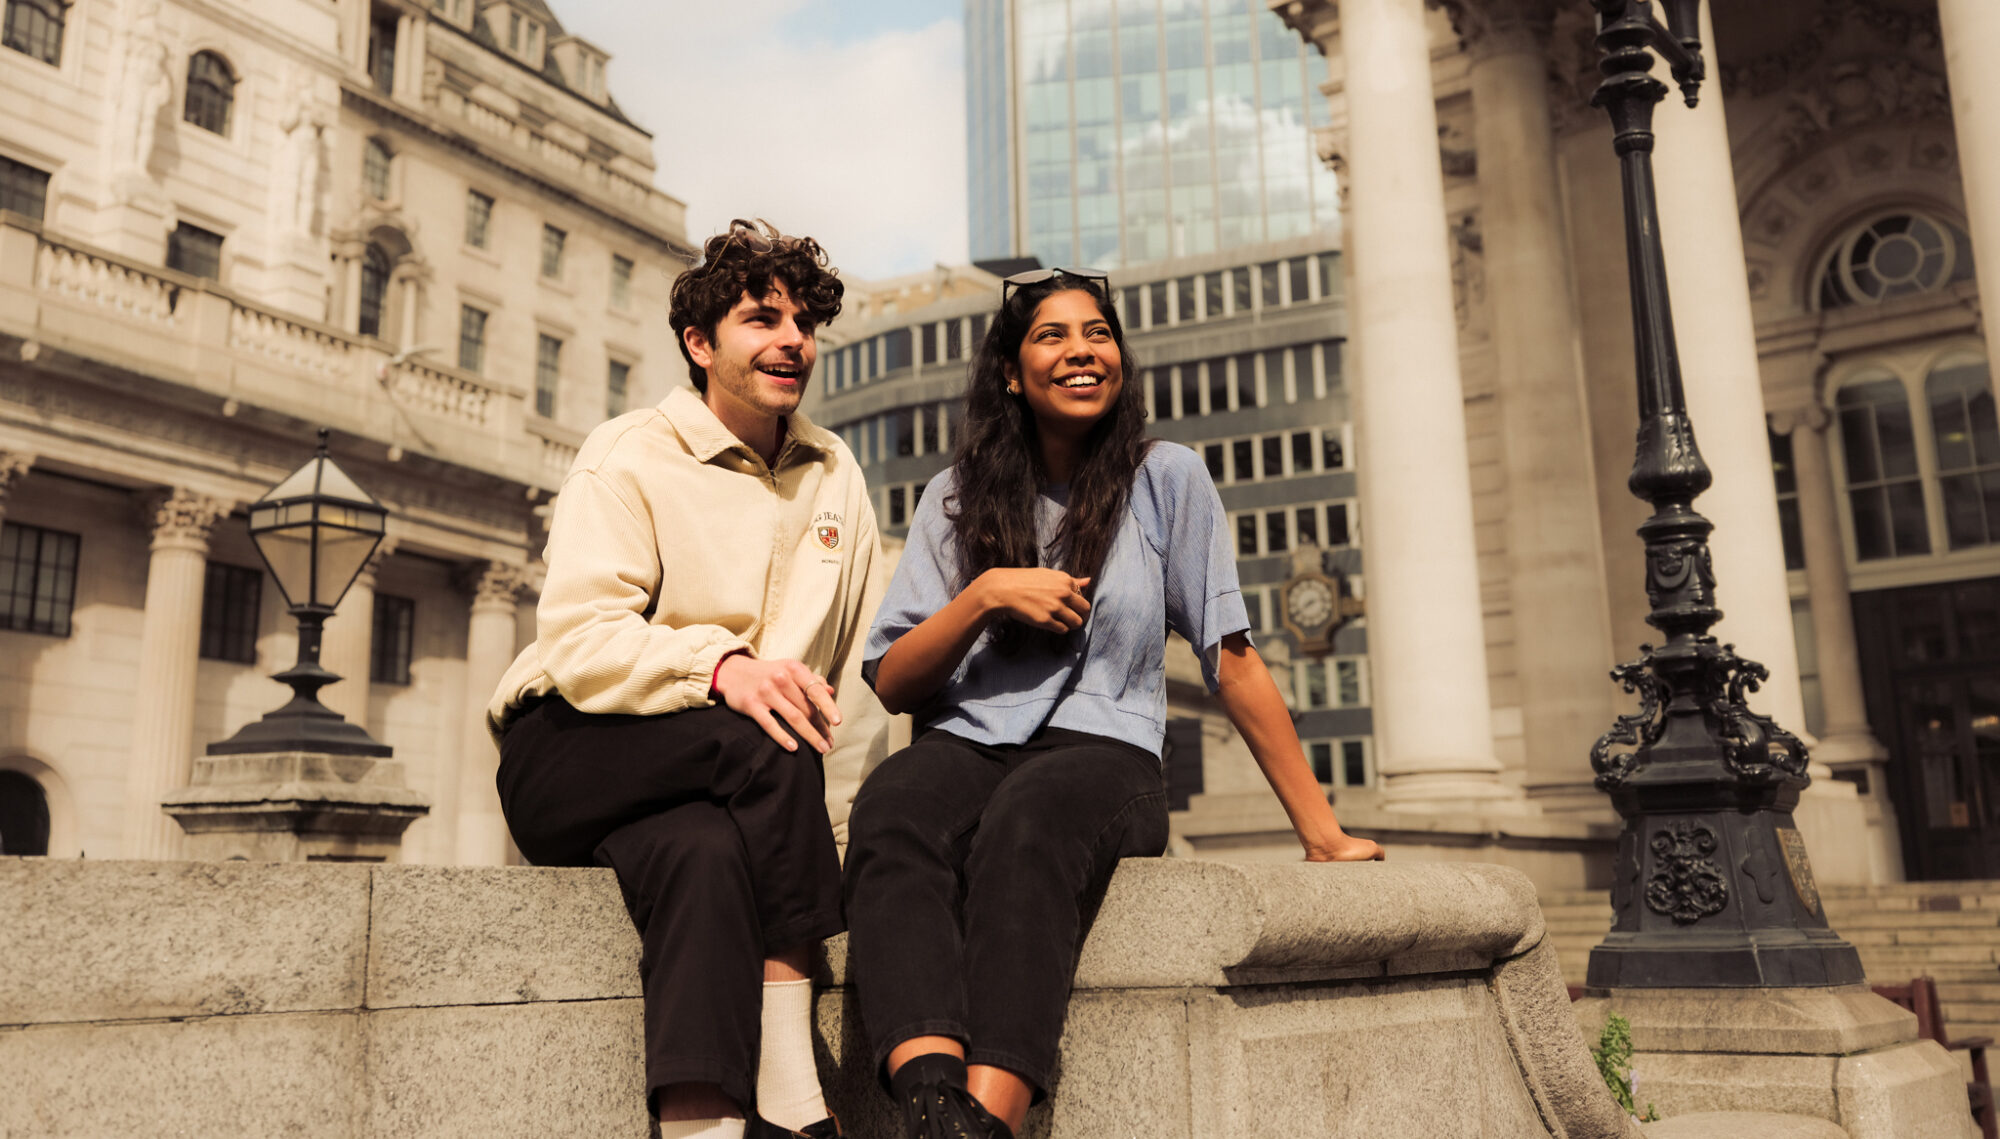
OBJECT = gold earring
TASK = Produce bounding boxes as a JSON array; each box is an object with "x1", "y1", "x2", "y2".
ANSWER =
[{"x1": 1006, "y1": 381, "x2": 1021, "y2": 394}]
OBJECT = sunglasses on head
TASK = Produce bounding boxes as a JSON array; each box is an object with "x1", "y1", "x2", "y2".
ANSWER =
[{"x1": 1000, "y1": 267, "x2": 1111, "y2": 305}]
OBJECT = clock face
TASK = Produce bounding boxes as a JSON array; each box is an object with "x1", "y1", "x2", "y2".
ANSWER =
[{"x1": 1286, "y1": 577, "x2": 1336, "y2": 629}]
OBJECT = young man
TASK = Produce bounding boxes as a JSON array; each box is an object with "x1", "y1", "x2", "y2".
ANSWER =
[{"x1": 486, "y1": 220, "x2": 887, "y2": 1139}]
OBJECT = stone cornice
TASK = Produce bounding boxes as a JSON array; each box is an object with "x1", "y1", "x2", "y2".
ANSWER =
[{"x1": 1427, "y1": 0, "x2": 1560, "y2": 61}]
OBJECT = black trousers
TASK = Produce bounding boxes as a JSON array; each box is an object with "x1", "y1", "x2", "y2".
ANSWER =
[
  {"x1": 842, "y1": 727, "x2": 1169, "y2": 1097},
  {"x1": 497, "y1": 696, "x2": 845, "y2": 1112}
]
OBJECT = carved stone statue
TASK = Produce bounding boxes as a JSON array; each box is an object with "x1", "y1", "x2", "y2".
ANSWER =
[
  {"x1": 112, "y1": 31, "x2": 173, "y2": 178},
  {"x1": 275, "y1": 66, "x2": 330, "y2": 235}
]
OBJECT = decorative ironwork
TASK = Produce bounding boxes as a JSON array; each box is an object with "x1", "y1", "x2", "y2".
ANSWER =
[
  {"x1": 1583, "y1": 0, "x2": 1862, "y2": 989},
  {"x1": 1776, "y1": 828, "x2": 1822, "y2": 917},
  {"x1": 1645, "y1": 823, "x2": 1727, "y2": 924}
]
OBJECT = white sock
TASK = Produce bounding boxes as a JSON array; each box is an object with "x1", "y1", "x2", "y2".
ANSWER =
[
  {"x1": 756, "y1": 977, "x2": 829, "y2": 1130},
  {"x1": 656, "y1": 1119, "x2": 745, "y2": 1139}
]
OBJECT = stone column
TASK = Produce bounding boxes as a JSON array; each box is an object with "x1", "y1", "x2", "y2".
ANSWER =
[
  {"x1": 332, "y1": 240, "x2": 364, "y2": 332},
  {"x1": 0, "y1": 452, "x2": 37, "y2": 526},
  {"x1": 1939, "y1": 0, "x2": 2000, "y2": 362},
  {"x1": 320, "y1": 538, "x2": 394, "y2": 732},
  {"x1": 1775, "y1": 407, "x2": 1904, "y2": 881},
  {"x1": 453, "y1": 561, "x2": 530, "y2": 866},
  {"x1": 1340, "y1": 0, "x2": 1520, "y2": 811},
  {"x1": 121, "y1": 488, "x2": 233, "y2": 859},
  {"x1": 1464, "y1": 1, "x2": 1619, "y2": 816},
  {"x1": 1649, "y1": 0, "x2": 1809, "y2": 738}
]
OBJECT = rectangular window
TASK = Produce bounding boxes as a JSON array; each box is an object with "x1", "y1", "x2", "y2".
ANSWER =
[
  {"x1": 881, "y1": 328, "x2": 912, "y2": 372},
  {"x1": 539, "y1": 224, "x2": 565, "y2": 278},
  {"x1": 1236, "y1": 513, "x2": 1258, "y2": 557},
  {"x1": 457, "y1": 304, "x2": 487, "y2": 374},
  {"x1": 1232, "y1": 266, "x2": 1253, "y2": 312},
  {"x1": 606, "y1": 359, "x2": 630, "y2": 417},
  {"x1": 1178, "y1": 368, "x2": 1200, "y2": 420},
  {"x1": 0, "y1": 155, "x2": 51, "y2": 222},
  {"x1": 919, "y1": 405, "x2": 940, "y2": 454},
  {"x1": 1295, "y1": 505, "x2": 1319, "y2": 547},
  {"x1": 610, "y1": 254, "x2": 632, "y2": 308},
  {"x1": 1209, "y1": 363, "x2": 1230, "y2": 415},
  {"x1": 508, "y1": 9, "x2": 521, "y2": 50},
  {"x1": 1243, "y1": 590, "x2": 1264, "y2": 634},
  {"x1": 1235, "y1": 353, "x2": 1257, "y2": 410},
  {"x1": 971, "y1": 313, "x2": 989, "y2": 344},
  {"x1": 1319, "y1": 253, "x2": 1342, "y2": 301},
  {"x1": 1151, "y1": 370, "x2": 1173, "y2": 420},
  {"x1": 920, "y1": 322, "x2": 938, "y2": 365},
  {"x1": 1291, "y1": 431, "x2": 1315, "y2": 474},
  {"x1": 371, "y1": 593, "x2": 415, "y2": 685},
  {"x1": 1769, "y1": 429, "x2": 1805, "y2": 571},
  {"x1": 369, "y1": 15, "x2": 397, "y2": 93},
  {"x1": 1328, "y1": 502, "x2": 1351, "y2": 546},
  {"x1": 3, "y1": 0, "x2": 66, "y2": 64},
  {"x1": 1265, "y1": 510, "x2": 1288, "y2": 553},
  {"x1": 167, "y1": 222, "x2": 223, "y2": 280},
  {"x1": 1260, "y1": 349, "x2": 1285, "y2": 405},
  {"x1": 1175, "y1": 276, "x2": 1196, "y2": 323},
  {"x1": 1302, "y1": 661, "x2": 1328, "y2": 708},
  {"x1": 1309, "y1": 741, "x2": 1335, "y2": 785},
  {"x1": 1336, "y1": 659, "x2": 1363, "y2": 707},
  {"x1": 1323, "y1": 431, "x2": 1346, "y2": 471},
  {"x1": 945, "y1": 318, "x2": 964, "y2": 361},
  {"x1": 1260, "y1": 261, "x2": 1282, "y2": 307},
  {"x1": 1342, "y1": 740, "x2": 1368, "y2": 787},
  {"x1": 1204, "y1": 271, "x2": 1224, "y2": 318},
  {"x1": 0, "y1": 522, "x2": 79, "y2": 637},
  {"x1": 1203, "y1": 443, "x2": 1225, "y2": 482},
  {"x1": 464, "y1": 190, "x2": 493, "y2": 248},
  {"x1": 1122, "y1": 285, "x2": 1144, "y2": 326},
  {"x1": 888, "y1": 485, "x2": 908, "y2": 527},
  {"x1": 1147, "y1": 281, "x2": 1167, "y2": 329},
  {"x1": 199, "y1": 563, "x2": 261, "y2": 664},
  {"x1": 1231, "y1": 438, "x2": 1254, "y2": 483},
  {"x1": 535, "y1": 333, "x2": 561, "y2": 417},
  {"x1": 1261, "y1": 435, "x2": 1284, "y2": 479},
  {"x1": 1289, "y1": 258, "x2": 1311, "y2": 304},
  {"x1": 1294, "y1": 345, "x2": 1316, "y2": 400},
  {"x1": 895, "y1": 409, "x2": 916, "y2": 457}
]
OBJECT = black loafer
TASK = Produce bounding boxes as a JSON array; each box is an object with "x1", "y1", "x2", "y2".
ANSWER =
[{"x1": 889, "y1": 1055, "x2": 1012, "y2": 1139}]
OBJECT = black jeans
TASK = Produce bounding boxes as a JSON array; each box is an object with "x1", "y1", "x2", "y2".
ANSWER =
[
  {"x1": 497, "y1": 696, "x2": 845, "y2": 1112},
  {"x1": 842, "y1": 727, "x2": 1169, "y2": 1097}
]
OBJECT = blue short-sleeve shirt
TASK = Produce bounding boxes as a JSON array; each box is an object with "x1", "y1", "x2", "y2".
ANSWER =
[{"x1": 862, "y1": 441, "x2": 1251, "y2": 759}]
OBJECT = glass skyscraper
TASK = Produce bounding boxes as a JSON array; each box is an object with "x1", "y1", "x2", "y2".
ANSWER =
[{"x1": 964, "y1": 0, "x2": 1340, "y2": 268}]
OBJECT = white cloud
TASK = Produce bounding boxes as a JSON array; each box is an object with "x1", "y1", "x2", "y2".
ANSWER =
[{"x1": 560, "y1": 2, "x2": 970, "y2": 281}]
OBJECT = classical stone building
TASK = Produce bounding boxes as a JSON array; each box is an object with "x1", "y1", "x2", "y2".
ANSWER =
[
  {"x1": 1267, "y1": 0, "x2": 1996, "y2": 883},
  {"x1": 0, "y1": 0, "x2": 692, "y2": 863}
]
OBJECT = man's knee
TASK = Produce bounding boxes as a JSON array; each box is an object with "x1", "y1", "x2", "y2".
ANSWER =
[{"x1": 597, "y1": 805, "x2": 747, "y2": 891}]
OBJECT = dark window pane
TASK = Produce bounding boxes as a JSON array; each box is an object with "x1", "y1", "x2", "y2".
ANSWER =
[
  {"x1": 1151, "y1": 370, "x2": 1173, "y2": 419},
  {"x1": 184, "y1": 51, "x2": 235, "y2": 135},
  {"x1": 357, "y1": 244, "x2": 389, "y2": 338},
  {"x1": 1203, "y1": 443, "x2": 1224, "y2": 481},
  {"x1": 458, "y1": 305, "x2": 487, "y2": 373},
  {"x1": 610, "y1": 255, "x2": 632, "y2": 308},
  {"x1": 606, "y1": 360, "x2": 630, "y2": 417},
  {"x1": 1327, "y1": 503, "x2": 1351, "y2": 546},
  {"x1": 1931, "y1": 385, "x2": 1974, "y2": 471},
  {"x1": 888, "y1": 486, "x2": 907, "y2": 527},
  {"x1": 1322, "y1": 433, "x2": 1345, "y2": 471},
  {"x1": 1231, "y1": 439, "x2": 1253, "y2": 482},
  {"x1": 0, "y1": 155, "x2": 51, "y2": 221},
  {"x1": 1850, "y1": 486, "x2": 1891, "y2": 561},
  {"x1": 1942, "y1": 474, "x2": 1986, "y2": 549},
  {"x1": 3, "y1": 0, "x2": 65, "y2": 65},
  {"x1": 1876, "y1": 394, "x2": 1919, "y2": 478},
  {"x1": 1886, "y1": 479, "x2": 1931, "y2": 556},
  {"x1": 1176, "y1": 276, "x2": 1195, "y2": 322},
  {"x1": 1241, "y1": 353, "x2": 1263, "y2": 409},
  {"x1": 1260, "y1": 261, "x2": 1281, "y2": 307},
  {"x1": 371, "y1": 594, "x2": 415, "y2": 685},
  {"x1": 1292, "y1": 432, "x2": 1314, "y2": 472},
  {"x1": 1768, "y1": 430, "x2": 1797, "y2": 494},
  {"x1": 535, "y1": 334, "x2": 561, "y2": 418},
  {"x1": 1208, "y1": 363, "x2": 1229, "y2": 414},
  {"x1": 540, "y1": 225, "x2": 566, "y2": 278},
  {"x1": 1319, "y1": 253, "x2": 1342, "y2": 301},
  {"x1": 1244, "y1": 591, "x2": 1263, "y2": 633},
  {"x1": 920, "y1": 405, "x2": 940, "y2": 453},
  {"x1": 464, "y1": 190, "x2": 492, "y2": 247},
  {"x1": 1236, "y1": 514, "x2": 1257, "y2": 556},
  {"x1": 1178, "y1": 368, "x2": 1200, "y2": 419},
  {"x1": 167, "y1": 223, "x2": 223, "y2": 280},
  {"x1": 1261, "y1": 435, "x2": 1283, "y2": 479},
  {"x1": 200, "y1": 563, "x2": 262, "y2": 663},
  {"x1": 1778, "y1": 498, "x2": 1805, "y2": 571},
  {"x1": 0, "y1": 769, "x2": 50, "y2": 855},
  {"x1": 1265, "y1": 510, "x2": 1288, "y2": 552},
  {"x1": 882, "y1": 328, "x2": 912, "y2": 371},
  {"x1": 1232, "y1": 266, "x2": 1252, "y2": 311},
  {"x1": 368, "y1": 16, "x2": 396, "y2": 92},
  {"x1": 1204, "y1": 271, "x2": 1223, "y2": 318},
  {"x1": 1323, "y1": 339, "x2": 1345, "y2": 389},
  {"x1": 945, "y1": 318, "x2": 963, "y2": 361},
  {"x1": 363, "y1": 139, "x2": 391, "y2": 199},
  {"x1": 895, "y1": 409, "x2": 916, "y2": 457},
  {"x1": 1309, "y1": 742, "x2": 1333, "y2": 784},
  {"x1": 1148, "y1": 281, "x2": 1167, "y2": 326},
  {"x1": 1342, "y1": 740, "x2": 1367, "y2": 786},
  {"x1": 1983, "y1": 472, "x2": 2000, "y2": 550},
  {"x1": 1289, "y1": 258, "x2": 1309, "y2": 303},
  {"x1": 1295, "y1": 506, "x2": 1318, "y2": 547},
  {"x1": 1121, "y1": 286, "x2": 1143, "y2": 324},
  {"x1": 0, "y1": 523, "x2": 80, "y2": 637},
  {"x1": 920, "y1": 323, "x2": 938, "y2": 365},
  {"x1": 1838, "y1": 406, "x2": 1881, "y2": 484}
]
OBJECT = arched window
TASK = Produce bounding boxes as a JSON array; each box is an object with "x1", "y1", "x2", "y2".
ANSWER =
[
  {"x1": 358, "y1": 244, "x2": 389, "y2": 339},
  {"x1": 1837, "y1": 375, "x2": 1930, "y2": 560},
  {"x1": 1816, "y1": 211, "x2": 1978, "y2": 311},
  {"x1": 2, "y1": 0, "x2": 66, "y2": 65},
  {"x1": 183, "y1": 51, "x2": 235, "y2": 135},
  {"x1": 1927, "y1": 359, "x2": 2000, "y2": 550},
  {"x1": 0, "y1": 768, "x2": 49, "y2": 856},
  {"x1": 363, "y1": 139, "x2": 392, "y2": 200}
]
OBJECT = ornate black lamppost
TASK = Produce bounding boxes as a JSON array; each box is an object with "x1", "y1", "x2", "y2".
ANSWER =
[
  {"x1": 1584, "y1": 0, "x2": 1862, "y2": 988},
  {"x1": 206, "y1": 428, "x2": 392, "y2": 758}
]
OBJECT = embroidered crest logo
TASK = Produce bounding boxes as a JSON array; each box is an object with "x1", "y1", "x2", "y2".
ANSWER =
[{"x1": 816, "y1": 525, "x2": 841, "y2": 551}]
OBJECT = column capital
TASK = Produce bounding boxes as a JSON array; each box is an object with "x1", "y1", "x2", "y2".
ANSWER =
[
  {"x1": 0, "y1": 451, "x2": 35, "y2": 497},
  {"x1": 143, "y1": 488, "x2": 233, "y2": 553},
  {"x1": 354, "y1": 536, "x2": 400, "y2": 590},
  {"x1": 1429, "y1": 0, "x2": 1558, "y2": 61},
  {"x1": 1767, "y1": 404, "x2": 1831, "y2": 436},
  {"x1": 460, "y1": 559, "x2": 535, "y2": 611}
]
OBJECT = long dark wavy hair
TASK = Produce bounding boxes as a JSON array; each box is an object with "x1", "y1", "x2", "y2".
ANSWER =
[{"x1": 948, "y1": 274, "x2": 1150, "y2": 653}]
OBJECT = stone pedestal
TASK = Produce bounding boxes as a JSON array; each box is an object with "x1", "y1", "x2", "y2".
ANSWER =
[
  {"x1": 161, "y1": 749, "x2": 430, "y2": 863},
  {"x1": 1573, "y1": 986, "x2": 1978, "y2": 1139}
]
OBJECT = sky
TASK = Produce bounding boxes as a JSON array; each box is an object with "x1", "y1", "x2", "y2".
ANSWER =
[{"x1": 553, "y1": 0, "x2": 970, "y2": 281}]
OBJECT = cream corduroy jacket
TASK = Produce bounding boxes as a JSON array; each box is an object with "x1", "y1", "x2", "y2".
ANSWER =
[{"x1": 487, "y1": 386, "x2": 890, "y2": 842}]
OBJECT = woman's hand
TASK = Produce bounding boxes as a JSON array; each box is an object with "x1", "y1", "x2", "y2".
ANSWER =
[
  {"x1": 975, "y1": 569, "x2": 1091, "y2": 633},
  {"x1": 1301, "y1": 830, "x2": 1385, "y2": 863}
]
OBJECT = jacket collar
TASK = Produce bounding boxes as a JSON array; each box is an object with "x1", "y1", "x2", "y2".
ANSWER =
[{"x1": 661, "y1": 385, "x2": 835, "y2": 467}]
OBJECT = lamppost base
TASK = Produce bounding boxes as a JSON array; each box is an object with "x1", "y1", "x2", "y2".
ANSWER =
[{"x1": 1586, "y1": 932, "x2": 1864, "y2": 988}]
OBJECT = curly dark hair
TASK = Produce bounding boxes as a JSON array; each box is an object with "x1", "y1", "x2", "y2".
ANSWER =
[
  {"x1": 669, "y1": 219, "x2": 845, "y2": 392},
  {"x1": 947, "y1": 274, "x2": 1150, "y2": 655}
]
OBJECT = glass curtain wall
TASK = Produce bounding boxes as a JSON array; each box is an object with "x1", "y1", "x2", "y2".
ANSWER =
[
  {"x1": 985, "y1": 0, "x2": 1339, "y2": 270},
  {"x1": 966, "y1": 0, "x2": 1015, "y2": 260}
]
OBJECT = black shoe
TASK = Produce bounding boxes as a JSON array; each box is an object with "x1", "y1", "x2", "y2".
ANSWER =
[
  {"x1": 746, "y1": 1111, "x2": 842, "y2": 1138},
  {"x1": 889, "y1": 1055, "x2": 1013, "y2": 1139}
]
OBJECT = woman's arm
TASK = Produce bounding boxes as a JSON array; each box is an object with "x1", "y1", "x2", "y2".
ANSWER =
[
  {"x1": 1214, "y1": 632, "x2": 1384, "y2": 862},
  {"x1": 870, "y1": 568, "x2": 1092, "y2": 714}
]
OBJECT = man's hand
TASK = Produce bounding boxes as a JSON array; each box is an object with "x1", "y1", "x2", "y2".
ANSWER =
[
  {"x1": 975, "y1": 569, "x2": 1091, "y2": 632},
  {"x1": 711, "y1": 653, "x2": 842, "y2": 753}
]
